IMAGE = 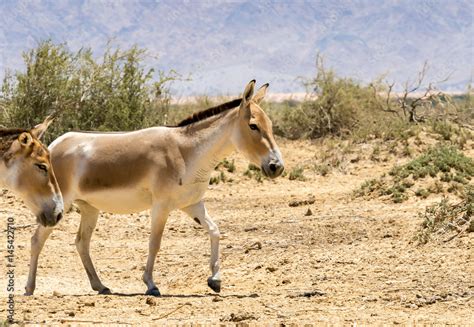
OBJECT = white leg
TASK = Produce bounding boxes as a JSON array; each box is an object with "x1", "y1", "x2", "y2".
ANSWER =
[
  {"x1": 25, "y1": 225, "x2": 54, "y2": 295},
  {"x1": 182, "y1": 201, "x2": 221, "y2": 293},
  {"x1": 142, "y1": 204, "x2": 169, "y2": 296},
  {"x1": 75, "y1": 201, "x2": 110, "y2": 294}
]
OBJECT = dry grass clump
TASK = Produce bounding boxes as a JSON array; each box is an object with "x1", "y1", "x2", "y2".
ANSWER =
[{"x1": 415, "y1": 188, "x2": 473, "y2": 244}]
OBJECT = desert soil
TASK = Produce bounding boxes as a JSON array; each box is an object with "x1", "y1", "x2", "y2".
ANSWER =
[{"x1": 1, "y1": 139, "x2": 473, "y2": 325}]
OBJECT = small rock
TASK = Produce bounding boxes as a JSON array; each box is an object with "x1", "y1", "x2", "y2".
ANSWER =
[
  {"x1": 301, "y1": 290, "x2": 325, "y2": 298},
  {"x1": 67, "y1": 312, "x2": 75, "y2": 317},
  {"x1": 425, "y1": 297, "x2": 436, "y2": 305},
  {"x1": 83, "y1": 302, "x2": 95, "y2": 307},
  {"x1": 146, "y1": 298, "x2": 157, "y2": 306},
  {"x1": 305, "y1": 208, "x2": 313, "y2": 216},
  {"x1": 249, "y1": 293, "x2": 259, "y2": 298},
  {"x1": 212, "y1": 296, "x2": 223, "y2": 302},
  {"x1": 244, "y1": 241, "x2": 262, "y2": 253},
  {"x1": 244, "y1": 227, "x2": 258, "y2": 232},
  {"x1": 468, "y1": 220, "x2": 474, "y2": 233},
  {"x1": 226, "y1": 244, "x2": 233, "y2": 249},
  {"x1": 289, "y1": 196, "x2": 316, "y2": 207},
  {"x1": 266, "y1": 267, "x2": 277, "y2": 273}
]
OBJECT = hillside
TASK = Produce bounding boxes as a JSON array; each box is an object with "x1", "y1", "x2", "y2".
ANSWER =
[{"x1": 0, "y1": 0, "x2": 472, "y2": 95}]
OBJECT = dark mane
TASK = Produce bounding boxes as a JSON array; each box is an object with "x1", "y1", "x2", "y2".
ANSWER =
[
  {"x1": 0, "y1": 128, "x2": 29, "y2": 137},
  {"x1": 175, "y1": 98, "x2": 242, "y2": 127}
]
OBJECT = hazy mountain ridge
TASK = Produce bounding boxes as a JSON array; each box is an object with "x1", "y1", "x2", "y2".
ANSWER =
[{"x1": 0, "y1": 0, "x2": 472, "y2": 95}]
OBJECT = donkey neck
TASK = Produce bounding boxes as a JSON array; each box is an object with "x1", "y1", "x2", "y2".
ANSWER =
[{"x1": 177, "y1": 108, "x2": 239, "y2": 183}]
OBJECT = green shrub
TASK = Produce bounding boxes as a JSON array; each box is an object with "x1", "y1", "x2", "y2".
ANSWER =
[
  {"x1": 0, "y1": 40, "x2": 177, "y2": 143},
  {"x1": 355, "y1": 144, "x2": 473, "y2": 202}
]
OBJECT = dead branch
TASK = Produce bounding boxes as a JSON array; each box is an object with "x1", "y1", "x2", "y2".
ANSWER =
[
  {"x1": 152, "y1": 302, "x2": 191, "y2": 320},
  {"x1": 396, "y1": 61, "x2": 449, "y2": 123},
  {"x1": 370, "y1": 81, "x2": 401, "y2": 117}
]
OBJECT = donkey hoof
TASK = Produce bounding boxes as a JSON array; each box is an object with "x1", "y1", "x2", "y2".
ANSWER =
[
  {"x1": 207, "y1": 277, "x2": 221, "y2": 293},
  {"x1": 145, "y1": 287, "x2": 161, "y2": 297},
  {"x1": 99, "y1": 287, "x2": 112, "y2": 295}
]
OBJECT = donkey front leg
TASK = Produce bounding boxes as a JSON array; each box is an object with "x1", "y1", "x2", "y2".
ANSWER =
[
  {"x1": 142, "y1": 204, "x2": 169, "y2": 296},
  {"x1": 25, "y1": 225, "x2": 54, "y2": 295},
  {"x1": 182, "y1": 201, "x2": 221, "y2": 293},
  {"x1": 75, "y1": 201, "x2": 111, "y2": 294}
]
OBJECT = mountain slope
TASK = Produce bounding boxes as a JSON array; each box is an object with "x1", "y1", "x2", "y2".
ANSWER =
[{"x1": 0, "y1": 0, "x2": 472, "y2": 95}]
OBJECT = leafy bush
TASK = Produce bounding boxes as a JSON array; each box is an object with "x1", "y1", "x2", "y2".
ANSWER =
[
  {"x1": 0, "y1": 40, "x2": 177, "y2": 143},
  {"x1": 268, "y1": 57, "x2": 410, "y2": 140}
]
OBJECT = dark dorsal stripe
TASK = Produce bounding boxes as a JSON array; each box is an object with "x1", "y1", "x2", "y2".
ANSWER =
[
  {"x1": 0, "y1": 128, "x2": 28, "y2": 138},
  {"x1": 175, "y1": 98, "x2": 242, "y2": 127}
]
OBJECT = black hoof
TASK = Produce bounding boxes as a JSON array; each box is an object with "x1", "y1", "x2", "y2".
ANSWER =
[
  {"x1": 99, "y1": 287, "x2": 112, "y2": 295},
  {"x1": 207, "y1": 277, "x2": 221, "y2": 293},
  {"x1": 145, "y1": 287, "x2": 161, "y2": 297}
]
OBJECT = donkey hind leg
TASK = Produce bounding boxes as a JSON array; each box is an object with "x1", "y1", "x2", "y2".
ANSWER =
[
  {"x1": 76, "y1": 201, "x2": 111, "y2": 294},
  {"x1": 182, "y1": 201, "x2": 221, "y2": 293},
  {"x1": 142, "y1": 204, "x2": 169, "y2": 296},
  {"x1": 25, "y1": 225, "x2": 54, "y2": 295}
]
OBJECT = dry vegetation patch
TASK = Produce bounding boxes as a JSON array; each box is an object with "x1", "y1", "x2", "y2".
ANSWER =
[
  {"x1": 355, "y1": 144, "x2": 474, "y2": 203},
  {"x1": 415, "y1": 190, "x2": 474, "y2": 244}
]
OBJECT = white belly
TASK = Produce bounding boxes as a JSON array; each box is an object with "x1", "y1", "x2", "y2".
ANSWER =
[{"x1": 78, "y1": 188, "x2": 152, "y2": 214}]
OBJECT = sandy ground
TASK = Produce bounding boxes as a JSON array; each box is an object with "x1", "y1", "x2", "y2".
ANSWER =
[{"x1": 0, "y1": 139, "x2": 473, "y2": 325}]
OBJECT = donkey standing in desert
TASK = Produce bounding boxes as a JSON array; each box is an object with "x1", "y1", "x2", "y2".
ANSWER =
[
  {"x1": 25, "y1": 80, "x2": 284, "y2": 296},
  {"x1": 0, "y1": 117, "x2": 63, "y2": 227}
]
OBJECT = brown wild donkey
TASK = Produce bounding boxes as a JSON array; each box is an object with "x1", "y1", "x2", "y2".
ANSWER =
[
  {"x1": 0, "y1": 117, "x2": 63, "y2": 227},
  {"x1": 25, "y1": 80, "x2": 284, "y2": 296}
]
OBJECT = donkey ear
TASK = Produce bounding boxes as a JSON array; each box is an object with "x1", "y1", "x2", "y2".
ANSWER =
[
  {"x1": 252, "y1": 83, "x2": 269, "y2": 104},
  {"x1": 241, "y1": 80, "x2": 256, "y2": 104},
  {"x1": 31, "y1": 114, "x2": 55, "y2": 140},
  {"x1": 18, "y1": 132, "x2": 33, "y2": 147}
]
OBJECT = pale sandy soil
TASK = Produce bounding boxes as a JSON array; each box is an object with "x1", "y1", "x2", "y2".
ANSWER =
[{"x1": 0, "y1": 139, "x2": 472, "y2": 325}]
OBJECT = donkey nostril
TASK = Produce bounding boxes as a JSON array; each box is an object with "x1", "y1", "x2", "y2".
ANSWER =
[
  {"x1": 56, "y1": 212, "x2": 63, "y2": 222},
  {"x1": 269, "y1": 163, "x2": 277, "y2": 173}
]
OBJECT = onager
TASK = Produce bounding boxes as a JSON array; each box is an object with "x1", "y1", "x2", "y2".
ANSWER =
[
  {"x1": 0, "y1": 117, "x2": 63, "y2": 227},
  {"x1": 25, "y1": 80, "x2": 284, "y2": 296}
]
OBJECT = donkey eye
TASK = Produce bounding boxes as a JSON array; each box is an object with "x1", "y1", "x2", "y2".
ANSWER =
[
  {"x1": 35, "y1": 163, "x2": 48, "y2": 173},
  {"x1": 249, "y1": 124, "x2": 259, "y2": 131}
]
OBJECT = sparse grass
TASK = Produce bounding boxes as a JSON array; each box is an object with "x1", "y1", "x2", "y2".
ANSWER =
[
  {"x1": 209, "y1": 158, "x2": 237, "y2": 185},
  {"x1": 243, "y1": 164, "x2": 265, "y2": 183},
  {"x1": 217, "y1": 158, "x2": 236, "y2": 173},
  {"x1": 355, "y1": 144, "x2": 474, "y2": 202},
  {"x1": 370, "y1": 145, "x2": 381, "y2": 162},
  {"x1": 313, "y1": 164, "x2": 330, "y2": 176},
  {"x1": 288, "y1": 166, "x2": 306, "y2": 181},
  {"x1": 415, "y1": 188, "x2": 430, "y2": 199},
  {"x1": 209, "y1": 171, "x2": 228, "y2": 185}
]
